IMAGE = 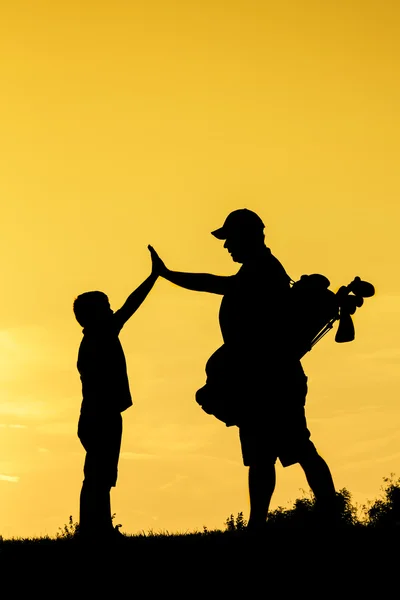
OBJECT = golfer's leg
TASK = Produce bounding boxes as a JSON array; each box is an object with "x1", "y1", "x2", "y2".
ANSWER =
[
  {"x1": 248, "y1": 463, "x2": 276, "y2": 528},
  {"x1": 299, "y1": 449, "x2": 337, "y2": 522}
]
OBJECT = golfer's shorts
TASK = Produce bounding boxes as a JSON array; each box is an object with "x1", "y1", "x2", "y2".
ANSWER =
[
  {"x1": 239, "y1": 405, "x2": 317, "y2": 468},
  {"x1": 78, "y1": 411, "x2": 122, "y2": 488}
]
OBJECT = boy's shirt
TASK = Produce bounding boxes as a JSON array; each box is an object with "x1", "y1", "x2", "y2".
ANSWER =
[{"x1": 77, "y1": 311, "x2": 133, "y2": 416}]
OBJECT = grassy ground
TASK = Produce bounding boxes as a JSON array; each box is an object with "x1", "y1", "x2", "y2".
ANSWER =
[
  {"x1": 1, "y1": 480, "x2": 399, "y2": 595},
  {"x1": 0, "y1": 525, "x2": 397, "y2": 596}
]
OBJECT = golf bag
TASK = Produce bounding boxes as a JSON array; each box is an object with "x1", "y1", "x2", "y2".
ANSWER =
[{"x1": 195, "y1": 274, "x2": 374, "y2": 426}]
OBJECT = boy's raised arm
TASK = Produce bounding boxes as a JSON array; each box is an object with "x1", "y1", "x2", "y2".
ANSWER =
[
  {"x1": 148, "y1": 245, "x2": 232, "y2": 295},
  {"x1": 113, "y1": 260, "x2": 158, "y2": 329}
]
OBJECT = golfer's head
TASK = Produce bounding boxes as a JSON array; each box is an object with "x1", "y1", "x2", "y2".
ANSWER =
[{"x1": 211, "y1": 209, "x2": 265, "y2": 263}]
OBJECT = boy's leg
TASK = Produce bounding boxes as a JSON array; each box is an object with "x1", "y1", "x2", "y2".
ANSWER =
[
  {"x1": 78, "y1": 412, "x2": 122, "y2": 538},
  {"x1": 79, "y1": 480, "x2": 113, "y2": 537},
  {"x1": 79, "y1": 479, "x2": 91, "y2": 536}
]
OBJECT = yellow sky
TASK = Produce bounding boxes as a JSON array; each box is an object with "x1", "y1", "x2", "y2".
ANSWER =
[{"x1": 1, "y1": 0, "x2": 399, "y2": 537}]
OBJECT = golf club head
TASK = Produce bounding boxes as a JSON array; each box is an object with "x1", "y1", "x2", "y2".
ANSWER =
[
  {"x1": 335, "y1": 312, "x2": 355, "y2": 343},
  {"x1": 348, "y1": 277, "x2": 375, "y2": 298}
]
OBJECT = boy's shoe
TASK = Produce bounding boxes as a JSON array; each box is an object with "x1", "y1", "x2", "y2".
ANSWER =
[
  {"x1": 76, "y1": 527, "x2": 126, "y2": 545},
  {"x1": 110, "y1": 527, "x2": 127, "y2": 542}
]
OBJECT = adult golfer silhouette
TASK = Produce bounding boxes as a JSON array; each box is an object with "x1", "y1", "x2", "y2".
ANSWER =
[{"x1": 149, "y1": 209, "x2": 337, "y2": 530}]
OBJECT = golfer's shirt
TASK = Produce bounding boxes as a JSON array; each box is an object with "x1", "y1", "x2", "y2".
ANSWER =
[{"x1": 219, "y1": 246, "x2": 292, "y2": 362}]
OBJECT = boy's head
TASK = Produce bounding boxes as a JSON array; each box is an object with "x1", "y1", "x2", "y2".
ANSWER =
[{"x1": 73, "y1": 291, "x2": 113, "y2": 328}]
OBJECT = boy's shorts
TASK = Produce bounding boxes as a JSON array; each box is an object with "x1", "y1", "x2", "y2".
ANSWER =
[
  {"x1": 239, "y1": 405, "x2": 317, "y2": 468},
  {"x1": 78, "y1": 411, "x2": 122, "y2": 488}
]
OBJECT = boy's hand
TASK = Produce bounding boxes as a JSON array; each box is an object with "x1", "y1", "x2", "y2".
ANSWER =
[{"x1": 148, "y1": 245, "x2": 167, "y2": 277}]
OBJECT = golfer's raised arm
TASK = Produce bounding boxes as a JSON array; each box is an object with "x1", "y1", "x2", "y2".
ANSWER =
[
  {"x1": 164, "y1": 271, "x2": 232, "y2": 295},
  {"x1": 148, "y1": 245, "x2": 231, "y2": 295}
]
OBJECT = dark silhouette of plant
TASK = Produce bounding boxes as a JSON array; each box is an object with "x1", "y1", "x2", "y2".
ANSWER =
[
  {"x1": 56, "y1": 515, "x2": 80, "y2": 539},
  {"x1": 55, "y1": 476, "x2": 400, "y2": 541},
  {"x1": 225, "y1": 512, "x2": 248, "y2": 531},
  {"x1": 363, "y1": 475, "x2": 400, "y2": 528},
  {"x1": 335, "y1": 487, "x2": 360, "y2": 526},
  {"x1": 112, "y1": 513, "x2": 122, "y2": 531},
  {"x1": 228, "y1": 488, "x2": 360, "y2": 529},
  {"x1": 56, "y1": 513, "x2": 121, "y2": 539}
]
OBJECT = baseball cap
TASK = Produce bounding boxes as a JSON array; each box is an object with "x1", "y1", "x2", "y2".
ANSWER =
[{"x1": 211, "y1": 209, "x2": 265, "y2": 239}]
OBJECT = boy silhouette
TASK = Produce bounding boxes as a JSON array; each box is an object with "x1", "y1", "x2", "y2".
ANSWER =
[{"x1": 73, "y1": 254, "x2": 158, "y2": 540}]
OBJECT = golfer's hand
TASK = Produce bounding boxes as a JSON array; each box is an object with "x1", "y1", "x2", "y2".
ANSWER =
[{"x1": 148, "y1": 245, "x2": 167, "y2": 277}]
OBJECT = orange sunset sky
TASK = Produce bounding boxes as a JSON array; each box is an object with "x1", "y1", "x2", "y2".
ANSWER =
[{"x1": 1, "y1": 0, "x2": 399, "y2": 538}]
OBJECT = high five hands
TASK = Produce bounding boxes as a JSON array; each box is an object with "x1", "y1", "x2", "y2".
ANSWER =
[{"x1": 148, "y1": 245, "x2": 167, "y2": 277}]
